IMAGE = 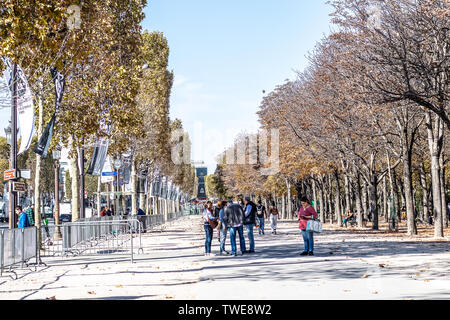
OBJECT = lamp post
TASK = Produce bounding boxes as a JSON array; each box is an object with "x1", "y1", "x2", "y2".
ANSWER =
[
  {"x1": 52, "y1": 148, "x2": 62, "y2": 240},
  {"x1": 114, "y1": 157, "x2": 122, "y2": 216},
  {"x1": 8, "y1": 63, "x2": 18, "y2": 230},
  {"x1": 79, "y1": 146, "x2": 86, "y2": 220}
]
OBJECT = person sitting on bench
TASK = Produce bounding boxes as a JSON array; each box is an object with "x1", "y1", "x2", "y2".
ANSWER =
[{"x1": 342, "y1": 211, "x2": 355, "y2": 228}]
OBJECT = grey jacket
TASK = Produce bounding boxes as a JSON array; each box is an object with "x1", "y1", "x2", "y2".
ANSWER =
[{"x1": 223, "y1": 203, "x2": 245, "y2": 227}]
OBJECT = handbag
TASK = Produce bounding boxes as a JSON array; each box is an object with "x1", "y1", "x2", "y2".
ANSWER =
[
  {"x1": 306, "y1": 219, "x2": 322, "y2": 233},
  {"x1": 209, "y1": 218, "x2": 218, "y2": 229}
]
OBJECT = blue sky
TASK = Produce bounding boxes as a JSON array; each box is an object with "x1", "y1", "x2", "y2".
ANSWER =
[
  {"x1": 0, "y1": 1, "x2": 334, "y2": 174},
  {"x1": 141, "y1": 0, "x2": 334, "y2": 173}
]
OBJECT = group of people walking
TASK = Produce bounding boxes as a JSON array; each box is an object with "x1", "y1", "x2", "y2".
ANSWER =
[{"x1": 202, "y1": 196, "x2": 318, "y2": 257}]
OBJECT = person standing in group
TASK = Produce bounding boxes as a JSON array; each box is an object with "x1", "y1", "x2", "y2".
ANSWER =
[
  {"x1": 223, "y1": 201, "x2": 246, "y2": 256},
  {"x1": 269, "y1": 201, "x2": 279, "y2": 234},
  {"x1": 203, "y1": 201, "x2": 217, "y2": 256},
  {"x1": 218, "y1": 201, "x2": 230, "y2": 255},
  {"x1": 256, "y1": 200, "x2": 266, "y2": 235},
  {"x1": 25, "y1": 205, "x2": 35, "y2": 227},
  {"x1": 17, "y1": 206, "x2": 29, "y2": 229},
  {"x1": 100, "y1": 206, "x2": 108, "y2": 217},
  {"x1": 243, "y1": 196, "x2": 257, "y2": 253},
  {"x1": 298, "y1": 196, "x2": 318, "y2": 256},
  {"x1": 214, "y1": 201, "x2": 222, "y2": 242}
]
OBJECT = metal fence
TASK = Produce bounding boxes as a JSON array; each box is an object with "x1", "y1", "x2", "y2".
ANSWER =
[
  {"x1": 40, "y1": 212, "x2": 187, "y2": 263},
  {"x1": 0, "y1": 227, "x2": 39, "y2": 279},
  {"x1": 1, "y1": 210, "x2": 189, "y2": 279}
]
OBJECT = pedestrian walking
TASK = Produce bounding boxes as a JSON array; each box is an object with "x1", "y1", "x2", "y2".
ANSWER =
[
  {"x1": 298, "y1": 196, "x2": 318, "y2": 256},
  {"x1": 243, "y1": 196, "x2": 257, "y2": 253},
  {"x1": 25, "y1": 205, "x2": 35, "y2": 226},
  {"x1": 203, "y1": 201, "x2": 217, "y2": 256},
  {"x1": 268, "y1": 201, "x2": 279, "y2": 234},
  {"x1": 223, "y1": 201, "x2": 246, "y2": 256},
  {"x1": 256, "y1": 200, "x2": 266, "y2": 235},
  {"x1": 218, "y1": 201, "x2": 230, "y2": 255},
  {"x1": 17, "y1": 206, "x2": 29, "y2": 229}
]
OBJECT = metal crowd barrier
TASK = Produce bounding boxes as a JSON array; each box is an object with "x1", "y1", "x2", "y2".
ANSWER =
[
  {"x1": 40, "y1": 211, "x2": 189, "y2": 263},
  {"x1": 0, "y1": 227, "x2": 40, "y2": 279}
]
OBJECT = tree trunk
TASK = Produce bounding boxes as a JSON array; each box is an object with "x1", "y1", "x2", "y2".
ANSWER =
[
  {"x1": 368, "y1": 173, "x2": 379, "y2": 230},
  {"x1": 354, "y1": 169, "x2": 364, "y2": 228},
  {"x1": 362, "y1": 182, "x2": 368, "y2": 221},
  {"x1": 439, "y1": 151, "x2": 447, "y2": 228},
  {"x1": 318, "y1": 176, "x2": 325, "y2": 223},
  {"x1": 425, "y1": 112, "x2": 444, "y2": 238},
  {"x1": 334, "y1": 170, "x2": 342, "y2": 226},
  {"x1": 69, "y1": 143, "x2": 80, "y2": 222},
  {"x1": 383, "y1": 175, "x2": 388, "y2": 223},
  {"x1": 402, "y1": 147, "x2": 417, "y2": 235}
]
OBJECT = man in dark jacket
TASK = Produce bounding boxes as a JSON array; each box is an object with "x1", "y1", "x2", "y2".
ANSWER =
[
  {"x1": 243, "y1": 196, "x2": 257, "y2": 253},
  {"x1": 223, "y1": 202, "x2": 246, "y2": 256}
]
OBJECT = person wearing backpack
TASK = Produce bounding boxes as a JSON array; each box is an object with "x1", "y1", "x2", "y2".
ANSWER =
[
  {"x1": 269, "y1": 201, "x2": 279, "y2": 234},
  {"x1": 256, "y1": 200, "x2": 266, "y2": 235}
]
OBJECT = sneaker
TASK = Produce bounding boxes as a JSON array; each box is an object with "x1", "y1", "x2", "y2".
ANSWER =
[
  {"x1": 300, "y1": 251, "x2": 308, "y2": 256},
  {"x1": 241, "y1": 250, "x2": 249, "y2": 254},
  {"x1": 308, "y1": 251, "x2": 314, "y2": 256},
  {"x1": 209, "y1": 253, "x2": 216, "y2": 257},
  {"x1": 262, "y1": 230, "x2": 265, "y2": 235},
  {"x1": 248, "y1": 250, "x2": 255, "y2": 253}
]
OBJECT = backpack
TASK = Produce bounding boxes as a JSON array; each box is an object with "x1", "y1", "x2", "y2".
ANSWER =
[{"x1": 256, "y1": 205, "x2": 264, "y2": 218}]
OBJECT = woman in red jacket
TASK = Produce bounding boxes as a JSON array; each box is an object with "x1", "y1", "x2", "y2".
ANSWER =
[{"x1": 298, "y1": 196, "x2": 318, "y2": 256}]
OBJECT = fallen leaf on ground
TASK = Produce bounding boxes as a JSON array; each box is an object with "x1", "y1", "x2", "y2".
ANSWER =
[
  {"x1": 372, "y1": 291, "x2": 378, "y2": 294},
  {"x1": 378, "y1": 264, "x2": 385, "y2": 268},
  {"x1": 116, "y1": 285, "x2": 123, "y2": 288},
  {"x1": 88, "y1": 291, "x2": 95, "y2": 295},
  {"x1": 362, "y1": 274, "x2": 369, "y2": 278},
  {"x1": 165, "y1": 295, "x2": 173, "y2": 299},
  {"x1": 46, "y1": 296, "x2": 56, "y2": 300}
]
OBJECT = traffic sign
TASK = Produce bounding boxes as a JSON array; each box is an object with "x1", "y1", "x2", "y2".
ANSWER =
[
  {"x1": 102, "y1": 172, "x2": 117, "y2": 177},
  {"x1": 19, "y1": 169, "x2": 31, "y2": 179},
  {"x1": 4, "y1": 169, "x2": 17, "y2": 181},
  {"x1": 12, "y1": 182, "x2": 26, "y2": 192}
]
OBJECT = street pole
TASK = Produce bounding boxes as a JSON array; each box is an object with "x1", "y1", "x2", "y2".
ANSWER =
[
  {"x1": 116, "y1": 168, "x2": 120, "y2": 216},
  {"x1": 79, "y1": 146, "x2": 85, "y2": 219},
  {"x1": 8, "y1": 63, "x2": 18, "y2": 230},
  {"x1": 53, "y1": 158, "x2": 62, "y2": 239}
]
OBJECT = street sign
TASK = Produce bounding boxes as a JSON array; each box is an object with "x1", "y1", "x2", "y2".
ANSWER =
[
  {"x1": 12, "y1": 182, "x2": 26, "y2": 192},
  {"x1": 19, "y1": 169, "x2": 31, "y2": 179},
  {"x1": 101, "y1": 172, "x2": 117, "y2": 177},
  {"x1": 4, "y1": 169, "x2": 17, "y2": 181}
]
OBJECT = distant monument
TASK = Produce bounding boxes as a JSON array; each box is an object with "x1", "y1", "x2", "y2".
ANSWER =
[{"x1": 195, "y1": 167, "x2": 207, "y2": 200}]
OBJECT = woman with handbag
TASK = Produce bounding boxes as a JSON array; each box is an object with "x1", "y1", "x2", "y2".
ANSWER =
[
  {"x1": 298, "y1": 196, "x2": 318, "y2": 256},
  {"x1": 203, "y1": 201, "x2": 217, "y2": 256}
]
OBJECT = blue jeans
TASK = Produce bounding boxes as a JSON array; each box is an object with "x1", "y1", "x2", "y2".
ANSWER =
[
  {"x1": 204, "y1": 224, "x2": 213, "y2": 253},
  {"x1": 220, "y1": 226, "x2": 228, "y2": 253},
  {"x1": 301, "y1": 230, "x2": 314, "y2": 252},
  {"x1": 245, "y1": 224, "x2": 255, "y2": 251},
  {"x1": 229, "y1": 225, "x2": 246, "y2": 254},
  {"x1": 257, "y1": 217, "x2": 265, "y2": 234}
]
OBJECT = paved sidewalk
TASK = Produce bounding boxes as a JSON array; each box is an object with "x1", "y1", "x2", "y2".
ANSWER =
[{"x1": 0, "y1": 215, "x2": 449, "y2": 300}]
